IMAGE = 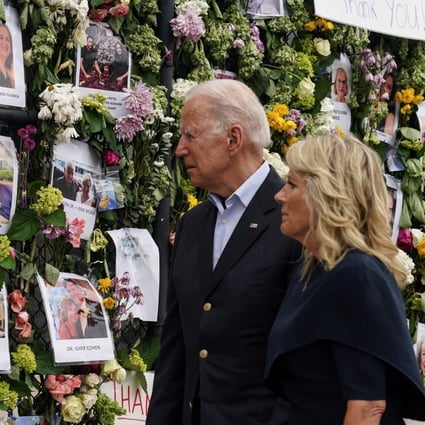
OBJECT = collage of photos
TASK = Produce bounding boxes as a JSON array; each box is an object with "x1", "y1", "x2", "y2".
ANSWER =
[
  {"x1": 38, "y1": 272, "x2": 114, "y2": 365},
  {"x1": 75, "y1": 22, "x2": 132, "y2": 118}
]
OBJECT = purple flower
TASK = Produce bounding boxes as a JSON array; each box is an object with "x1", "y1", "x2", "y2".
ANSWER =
[
  {"x1": 23, "y1": 138, "x2": 36, "y2": 151},
  {"x1": 170, "y1": 8, "x2": 205, "y2": 44},
  {"x1": 124, "y1": 81, "x2": 154, "y2": 118},
  {"x1": 114, "y1": 115, "x2": 144, "y2": 142},
  {"x1": 250, "y1": 21, "x2": 264, "y2": 53},
  {"x1": 43, "y1": 224, "x2": 67, "y2": 239}
]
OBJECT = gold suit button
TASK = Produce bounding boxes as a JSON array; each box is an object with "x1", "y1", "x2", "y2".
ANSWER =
[
  {"x1": 199, "y1": 349, "x2": 208, "y2": 359},
  {"x1": 203, "y1": 302, "x2": 212, "y2": 311}
]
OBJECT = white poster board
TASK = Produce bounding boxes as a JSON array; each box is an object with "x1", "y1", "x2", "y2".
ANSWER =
[
  {"x1": 314, "y1": 0, "x2": 425, "y2": 41},
  {"x1": 101, "y1": 371, "x2": 154, "y2": 424}
]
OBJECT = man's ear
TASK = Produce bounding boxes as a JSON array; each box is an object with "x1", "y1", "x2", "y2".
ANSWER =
[{"x1": 227, "y1": 125, "x2": 243, "y2": 154}]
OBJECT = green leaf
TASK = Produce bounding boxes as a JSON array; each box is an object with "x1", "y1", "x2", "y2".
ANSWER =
[
  {"x1": 34, "y1": 351, "x2": 64, "y2": 375},
  {"x1": 0, "y1": 256, "x2": 16, "y2": 270},
  {"x1": 7, "y1": 209, "x2": 39, "y2": 241},
  {"x1": 135, "y1": 371, "x2": 147, "y2": 393},
  {"x1": 399, "y1": 126, "x2": 421, "y2": 141},
  {"x1": 135, "y1": 335, "x2": 160, "y2": 370},
  {"x1": 21, "y1": 262, "x2": 38, "y2": 282},
  {"x1": 44, "y1": 263, "x2": 60, "y2": 285},
  {"x1": 44, "y1": 208, "x2": 66, "y2": 226},
  {"x1": 84, "y1": 109, "x2": 105, "y2": 133}
]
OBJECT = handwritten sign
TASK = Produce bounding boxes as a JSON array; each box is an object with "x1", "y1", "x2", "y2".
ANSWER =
[
  {"x1": 314, "y1": 0, "x2": 425, "y2": 41},
  {"x1": 101, "y1": 371, "x2": 154, "y2": 424}
]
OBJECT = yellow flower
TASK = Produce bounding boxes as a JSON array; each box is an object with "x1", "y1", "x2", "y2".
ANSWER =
[
  {"x1": 98, "y1": 277, "x2": 112, "y2": 294},
  {"x1": 273, "y1": 104, "x2": 289, "y2": 116},
  {"x1": 187, "y1": 194, "x2": 199, "y2": 210},
  {"x1": 416, "y1": 238, "x2": 425, "y2": 258},
  {"x1": 103, "y1": 297, "x2": 116, "y2": 310},
  {"x1": 304, "y1": 21, "x2": 316, "y2": 31}
]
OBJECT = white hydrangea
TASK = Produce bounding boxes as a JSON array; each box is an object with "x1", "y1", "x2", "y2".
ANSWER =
[
  {"x1": 411, "y1": 228, "x2": 425, "y2": 246},
  {"x1": 176, "y1": 0, "x2": 209, "y2": 15},
  {"x1": 397, "y1": 248, "x2": 415, "y2": 287},
  {"x1": 263, "y1": 149, "x2": 289, "y2": 180}
]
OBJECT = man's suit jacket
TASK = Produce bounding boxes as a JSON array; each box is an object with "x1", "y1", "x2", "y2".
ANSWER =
[{"x1": 146, "y1": 168, "x2": 301, "y2": 425}]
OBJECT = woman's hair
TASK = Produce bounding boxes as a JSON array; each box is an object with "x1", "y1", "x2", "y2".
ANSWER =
[
  {"x1": 81, "y1": 173, "x2": 92, "y2": 186},
  {"x1": 285, "y1": 133, "x2": 407, "y2": 286},
  {"x1": 333, "y1": 67, "x2": 348, "y2": 95},
  {"x1": 184, "y1": 79, "x2": 271, "y2": 150},
  {"x1": 0, "y1": 23, "x2": 13, "y2": 69},
  {"x1": 60, "y1": 297, "x2": 77, "y2": 321}
]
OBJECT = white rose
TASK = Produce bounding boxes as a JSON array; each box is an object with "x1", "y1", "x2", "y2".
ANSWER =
[
  {"x1": 298, "y1": 77, "x2": 315, "y2": 98},
  {"x1": 313, "y1": 38, "x2": 331, "y2": 56},
  {"x1": 112, "y1": 367, "x2": 127, "y2": 384},
  {"x1": 320, "y1": 97, "x2": 334, "y2": 113},
  {"x1": 84, "y1": 373, "x2": 100, "y2": 388}
]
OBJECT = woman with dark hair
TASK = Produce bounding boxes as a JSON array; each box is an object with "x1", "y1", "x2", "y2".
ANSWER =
[
  {"x1": 0, "y1": 23, "x2": 14, "y2": 88},
  {"x1": 109, "y1": 41, "x2": 129, "y2": 91}
]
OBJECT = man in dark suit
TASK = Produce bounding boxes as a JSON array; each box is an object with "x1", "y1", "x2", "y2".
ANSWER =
[{"x1": 146, "y1": 80, "x2": 300, "y2": 425}]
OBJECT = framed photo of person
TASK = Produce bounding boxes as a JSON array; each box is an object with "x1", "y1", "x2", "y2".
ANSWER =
[
  {"x1": 75, "y1": 22, "x2": 132, "y2": 118},
  {"x1": 0, "y1": 4, "x2": 25, "y2": 108}
]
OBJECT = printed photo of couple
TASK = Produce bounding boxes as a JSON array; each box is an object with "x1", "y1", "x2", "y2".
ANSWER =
[{"x1": 38, "y1": 273, "x2": 115, "y2": 365}]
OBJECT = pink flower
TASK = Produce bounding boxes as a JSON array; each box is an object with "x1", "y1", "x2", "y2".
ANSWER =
[
  {"x1": 14, "y1": 311, "x2": 32, "y2": 339},
  {"x1": 67, "y1": 217, "x2": 85, "y2": 248},
  {"x1": 103, "y1": 149, "x2": 120, "y2": 166},
  {"x1": 170, "y1": 8, "x2": 205, "y2": 44},
  {"x1": 114, "y1": 115, "x2": 143, "y2": 142},
  {"x1": 8, "y1": 289, "x2": 27, "y2": 313},
  {"x1": 123, "y1": 81, "x2": 154, "y2": 118},
  {"x1": 88, "y1": 8, "x2": 109, "y2": 21},
  {"x1": 23, "y1": 138, "x2": 36, "y2": 151},
  {"x1": 109, "y1": 2, "x2": 129, "y2": 17},
  {"x1": 45, "y1": 375, "x2": 82, "y2": 404},
  {"x1": 43, "y1": 224, "x2": 67, "y2": 240},
  {"x1": 397, "y1": 228, "x2": 414, "y2": 252}
]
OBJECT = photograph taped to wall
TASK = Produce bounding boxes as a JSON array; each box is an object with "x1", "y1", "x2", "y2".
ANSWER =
[
  {"x1": 51, "y1": 139, "x2": 102, "y2": 240},
  {"x1": 0, "y1": 4, "x2": 26, "y2": 108},
  {"x1": 330, "y1": 54, "x2": 352, "y2": 133},
  {"x1": 75, "y1": 21, "x2": 131, "y2": 118},
  {"x1": 37, "y1": 272, "x2": 115, "y2": 365},
  {"x1": 243, "y1": 0, "x2": 286, "y2": 18},
  {"x1": 0, "y1": 135, "x2": 18, "y2": 235},
  {"x1": 0, "y1": 284, "x2": 11, "y2": 373}
]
